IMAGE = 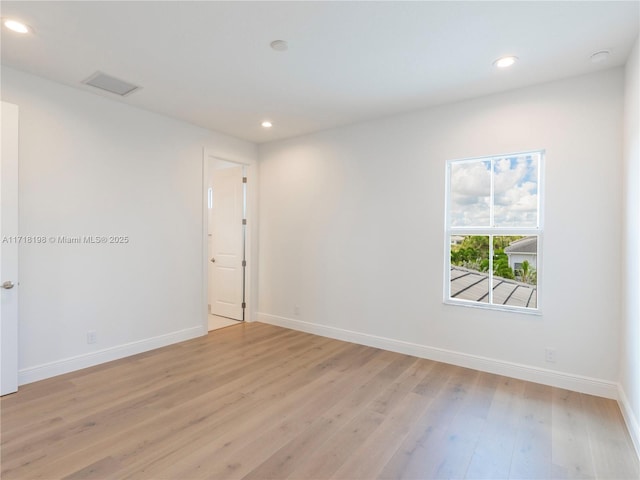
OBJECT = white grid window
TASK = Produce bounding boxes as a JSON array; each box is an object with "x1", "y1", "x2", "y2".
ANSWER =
[{"x1": 445, "y1": 151, "x2": 544, "y2": 312}]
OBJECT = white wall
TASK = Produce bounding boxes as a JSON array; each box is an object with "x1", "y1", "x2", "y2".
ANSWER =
[
  {"x1": 257, "y1": 69, "x2": 624, "y2": 397},
  {"x1": 0, "y1": 67, "x2": 257, "y2": 383},
  {"x1": 621, "y1": 35, "x2": 640, "y2": 455}
]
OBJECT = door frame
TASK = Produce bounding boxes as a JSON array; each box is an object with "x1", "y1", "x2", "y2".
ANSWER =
[
  {"x1": 1, "y1": 101, "x2": 20, "y2": 395},
  {"x1": 201, "y1": 149, "x2": 256, "y2": 331}
]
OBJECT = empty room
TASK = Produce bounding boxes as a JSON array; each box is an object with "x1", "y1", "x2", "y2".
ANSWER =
[{"x1": 1, "y1": 1, "x2": 639, "y2": 479}]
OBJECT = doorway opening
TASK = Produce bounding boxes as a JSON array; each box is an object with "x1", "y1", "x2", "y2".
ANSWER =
[{"x1": 205, "y1": 156, "x2": 248, "y2": 331}]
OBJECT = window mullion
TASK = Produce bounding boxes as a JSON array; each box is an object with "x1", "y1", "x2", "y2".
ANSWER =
[
  {"x1": 489, "y1": 158, "x2": 494, "y2": 305},
  {"x1": 488, "y1": 235, "x2": 494, "y2": 305},
  {"x1": 489, "y1": 157, "x2": 495, "y2": 229}
]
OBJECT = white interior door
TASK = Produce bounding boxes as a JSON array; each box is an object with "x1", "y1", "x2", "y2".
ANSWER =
[
  {"x1": 1, "y1": 102, "x2": 20, "y2": 396},
  {"x1": 209, "y1": 165, "x2": 244, "y2": 320}
]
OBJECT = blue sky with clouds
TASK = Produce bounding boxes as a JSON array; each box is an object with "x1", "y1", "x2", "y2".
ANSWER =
[{"x1": 449, "y1": 153, "x2": 539, "y2": 227}]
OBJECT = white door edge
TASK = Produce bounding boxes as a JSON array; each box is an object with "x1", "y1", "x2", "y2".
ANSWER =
[{"x1": 1, "y1": 101, "x2": 20, "y2": 395}]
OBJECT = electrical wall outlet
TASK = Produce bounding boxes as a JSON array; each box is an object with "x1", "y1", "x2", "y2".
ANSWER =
[
  {"x1": 294, "y1": 305, "x2": 301, "y2": 317},
  {"x1": 545, "y1": 348, "x2": 556, "y2": 363},
  {"x1": 87, "y1": 331, "x2": 97, "y2": 344}
]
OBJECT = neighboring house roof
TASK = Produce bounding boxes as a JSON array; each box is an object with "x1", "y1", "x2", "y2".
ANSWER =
[
  {"x1": 504, "y1": 236, "x2": 537, "y2": 254},
  {"x1": 450, "y1": 266, "x2": 537, "y2": 309}
]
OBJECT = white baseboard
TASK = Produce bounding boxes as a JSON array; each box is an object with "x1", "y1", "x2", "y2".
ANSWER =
[
  {"x1": 256, "y1": 312, "x2": 619, "y2": 400},
  {"x1": 18, "y1": 325, "x2": 206, "y2": 386},
  {"x1": 618, "y1": 384, "x2": 640, "y2": 460}
]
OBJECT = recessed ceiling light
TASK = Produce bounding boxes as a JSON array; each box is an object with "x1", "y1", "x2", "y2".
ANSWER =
[
  {"x1": 493, "y1": 56, "x2": 518, "y2": 68},
  {"x1": 270, "y1": 40, "x2": 288, "y2": 52},
  {"x1": 261, "y1": 121, "x2": 273, "y2": 128},
  {"x1": 3, "y1": 19, "x2": 31, "y2": 34},
  {"x1": 590, "y1": 50, "x2": 611, "y2": 64}
]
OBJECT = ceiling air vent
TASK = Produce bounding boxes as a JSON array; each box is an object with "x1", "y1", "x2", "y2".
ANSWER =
[{"x1": 82, "y1": 71, "x2": 141, "y2": 96}]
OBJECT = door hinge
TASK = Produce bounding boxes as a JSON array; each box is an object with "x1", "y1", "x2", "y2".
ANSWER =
[
  {"x1": 242, "y1": 302, "x2": 246, "y2": 309},
  {"x1": 242, "y1": 177, "x2": 247, "y2": 183},
  {"x1": 242, "y1": 260, "x2": 247, "y2": 267},
  {"x1": 242, "y1": 219, "x2": 247, "y2": 225}
]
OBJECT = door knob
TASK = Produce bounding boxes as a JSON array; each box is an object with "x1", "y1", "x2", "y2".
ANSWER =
[
  {"x1": 210, "y1": 257, "x2": 215, "y2": 263},
  {"x1": 1, "y1": 281, "x2": 15, "y2": 290}
]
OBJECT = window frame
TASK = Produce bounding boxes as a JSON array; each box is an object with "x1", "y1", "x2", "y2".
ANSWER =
[{"x1": 443, "y1": 150, "x2": 544, "y2": 314}]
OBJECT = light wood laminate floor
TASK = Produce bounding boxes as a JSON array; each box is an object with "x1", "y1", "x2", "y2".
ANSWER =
[
  {"x1": 209, "y1": 314, "x2": 242, "y2": 331},
  {"x1": 1, "y1": 323, "x2": 638, "y2": 479}
]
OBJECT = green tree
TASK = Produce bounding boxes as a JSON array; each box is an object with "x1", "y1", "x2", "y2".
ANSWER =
[
  {"x1": 493, "y1": 252, "x2": 514, "y2": 279},
  {"x1": 521, "y1": 260, "x2": 530, "y2": 283},
  {"x1": 451, "y1": 236, "x2": 490, "y2": 272},
  {"x1": 451, "y1": 236, "x2": 524, "y2": 280},
  {"x1": 518, "y1": 260, "x2": 536, "y2": 285}
]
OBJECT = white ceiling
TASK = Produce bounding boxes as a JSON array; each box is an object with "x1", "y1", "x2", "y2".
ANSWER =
[{"x1": 1, "y1": 1, "x2": 638, "y2": 144}]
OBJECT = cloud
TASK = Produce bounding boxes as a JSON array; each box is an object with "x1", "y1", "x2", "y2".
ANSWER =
[
  {"x1": 494, "y1": 161, "x2": 525, "y2": 193},
  {"x1": 449, "y1": 161, "x2": 490, "y2": 226},
  {"x1": 450, "y1": 198, "x2": 490, "y2": 226},
  {"x1": 450, "y1": 161, "x2": 490, "y2": 197}
]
